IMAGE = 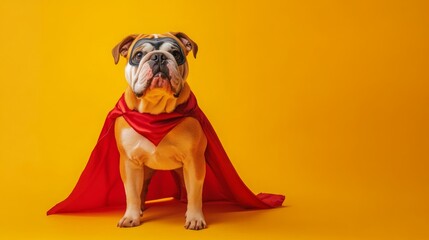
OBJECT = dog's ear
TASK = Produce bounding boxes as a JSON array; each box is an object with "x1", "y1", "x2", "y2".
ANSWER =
[
  {"x1": 112, "y1": 34, "x2": 138, "y2": 64},
  {"x1": 171, "y1": 32, "x2": 198, "y2": 58}
]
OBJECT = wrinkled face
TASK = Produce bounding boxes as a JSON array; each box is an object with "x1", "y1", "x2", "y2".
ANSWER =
[{"x1": 125, "y1": 36, "x2": 189, "y2": 98}]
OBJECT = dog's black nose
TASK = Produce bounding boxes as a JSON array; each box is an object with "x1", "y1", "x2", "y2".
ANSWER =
[{"x1": 150, "y1": 53, "x2": 167, "y2": 63}]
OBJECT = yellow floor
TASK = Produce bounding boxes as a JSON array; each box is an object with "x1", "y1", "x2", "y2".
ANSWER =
[{"x1": 0, "y1": 183, "x2": 427, "y2": 239}]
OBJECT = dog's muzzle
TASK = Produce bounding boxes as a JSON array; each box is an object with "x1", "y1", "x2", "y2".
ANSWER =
[{"x1": 148, "y1": 52, "x2": 170, "y2": 80}]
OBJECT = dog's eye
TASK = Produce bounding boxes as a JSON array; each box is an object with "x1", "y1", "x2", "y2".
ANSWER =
[
  {"x1": 171, "y1": 50, "x2": 181, "y2": 61},
  {"x1": 130, "y1": 51, "x2": 148, "y2": 66},
  {"x1": 167, "y1": 48, "x2": 185, "y2": 65},
  {"x1": 134, "y1": 52, "x2": 144, "y2": 61}
]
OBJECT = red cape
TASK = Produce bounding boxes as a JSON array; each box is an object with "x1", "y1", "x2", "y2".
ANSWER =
[{"x1": 47, "y1": 92, "x2": 284, "y2": 215}]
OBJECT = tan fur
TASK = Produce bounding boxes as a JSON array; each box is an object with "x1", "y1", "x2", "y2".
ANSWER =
[
  {"x1": 123, "y1": 83, "x2": 191, "y2": 114},
  {"x1": 113, "y1": 33, "x2": 207, "y2": 230}
]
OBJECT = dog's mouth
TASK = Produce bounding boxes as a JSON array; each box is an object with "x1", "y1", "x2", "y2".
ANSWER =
[
  {"x1": 135, "y1": 71, "x2": 172, "y2": 98},
  {"x1": 151, "y1": 71, "x2": 171, "y2": 87}
]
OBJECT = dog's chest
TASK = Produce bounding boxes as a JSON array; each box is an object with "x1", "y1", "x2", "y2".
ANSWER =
[
  {"x1": 120, "y1": 128, "x2": 156, "y2": 154},
  {"x1": 118, "y1": 127, "x2": 183, "y2": 170}
]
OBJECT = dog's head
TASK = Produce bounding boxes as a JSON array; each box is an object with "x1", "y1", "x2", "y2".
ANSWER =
[{"x1": 112, "y1": 32, "x2": 198, "y2": 99}]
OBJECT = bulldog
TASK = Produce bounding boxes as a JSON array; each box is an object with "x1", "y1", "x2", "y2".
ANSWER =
[
  {"x1": 111, "y1": 32, "x2": 206, "y2": 230},
  {"x1": 46, "y1": 32, "x2": 285, "y2": 228}
]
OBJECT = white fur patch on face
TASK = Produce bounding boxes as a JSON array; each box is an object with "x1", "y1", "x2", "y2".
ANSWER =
[
  {"x1": 124, "y1": 63, "x2": 134, "y2": 87},
  {"x1": 166, "y1": 60, "x2": 184, "y2": 92},
  {"x1": 125, "y1": 62, "x2": 153, "y2": 96},
  {"x1": 159, "y1": 42, "x2": 174, "y2": 51}
]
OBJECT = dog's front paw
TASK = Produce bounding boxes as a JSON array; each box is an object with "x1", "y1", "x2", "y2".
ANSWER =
[
  {"x1": 117, "y1": 210, "x2": 142, "y2": 228},
  {"x1": 184, "y1": 211, "x2": 207, "y2": 230}
]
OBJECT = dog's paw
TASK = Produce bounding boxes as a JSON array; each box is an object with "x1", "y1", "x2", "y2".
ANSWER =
[
  {"x1": 184, "y1": 211, "x2": 207, "y2": 230},
  {"x1": 117, "y1": 211, "x2": 142, "y2": 228}
]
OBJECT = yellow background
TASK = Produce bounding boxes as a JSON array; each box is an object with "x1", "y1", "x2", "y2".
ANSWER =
[{"x1": 1, "y1": 0, "x2": 428, "y2": 239}]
